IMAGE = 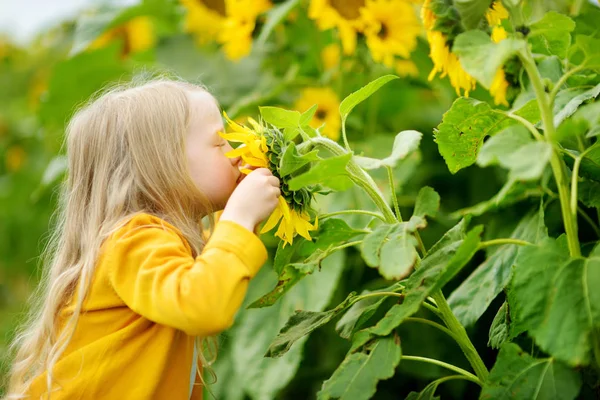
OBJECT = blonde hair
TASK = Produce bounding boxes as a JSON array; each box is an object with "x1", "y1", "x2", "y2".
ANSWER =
[{"x1": 3, "y1": 77, "x2": 221, "y2": 398}]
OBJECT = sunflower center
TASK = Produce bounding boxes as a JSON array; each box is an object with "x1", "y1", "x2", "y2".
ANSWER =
[
  {"x1": 315, "y1": 109, "x2": 327, "y2": 120},
  {"x1": 199, "y1": 0, "x2": 226, "y2": 16},
  {"x1": 330, "y1": 0, "x2": 365, "y2": 20},
  {"x1": 377, "y1": 23, "x2": 389, "y2": 40}
]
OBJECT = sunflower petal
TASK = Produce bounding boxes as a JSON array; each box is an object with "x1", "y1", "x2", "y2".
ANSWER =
[{"x1": 260, "y1": 205, "x2": 283, "y2": 234}]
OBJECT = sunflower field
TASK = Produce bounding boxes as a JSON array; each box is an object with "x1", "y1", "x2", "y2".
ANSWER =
[{"x1": 2, "y1": 0, "x2": 600, "y2": 398}]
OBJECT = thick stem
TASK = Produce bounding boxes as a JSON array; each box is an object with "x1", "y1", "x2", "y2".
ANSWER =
[
  {"x1": 405, "y1": 317, "x2": 461, "y2": 343},
  {"x1": 432, "y1": 292, "x2": 489, "y2": 381},
  {"x1": 401, "y1": 356, "x2": 482, "y2": 386},
  {"x1": 519, "y1": 51, "x2": 581, "y2": 257}
]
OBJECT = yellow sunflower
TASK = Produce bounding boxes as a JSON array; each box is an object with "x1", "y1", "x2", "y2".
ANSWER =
[
  {"x1": 309, "y1": 0, "x2": 367, "y2": 55},
  {"x1": 422, "y1": 0, "x2": 476, "y2": 96},
  {"x1": 486, "y1": 3, "x2": 510, "y2": 106},
  {"x1": 180, "y1": 0, "x2": 227, "y2": 44},
  {"x1": 89, "y1": 16, "x2": 155, "y2": 57},
  {"x1": 5, "y1": 145, "x2": 26, "y2": 173},
  {"x1": 220, "y1": 113, "x2": 318, "y2": 246},
  {"x1": 294, "y1": 87, "x2": 341, "y2": 141},
  {"x1": 218, "y1": 0, "x2": 272, "y2": 60},
  {"x1": 361, "y1": 0, "x2": 421, "y2": 67},
  {"x1": 321, "y1": 43, "x2": 341, "y2": 71},
  {"x1": 394, "y1": 59, "x2": 419, "y2": 77}
]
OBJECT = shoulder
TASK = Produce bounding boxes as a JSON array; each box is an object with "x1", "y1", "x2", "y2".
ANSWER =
[{"x1": 109, "y1": 213, "x2": 191, "y2": 251}]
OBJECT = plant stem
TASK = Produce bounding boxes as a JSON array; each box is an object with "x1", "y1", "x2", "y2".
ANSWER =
[
  {"x1": 356, "y1": 291, "x2": 403, "y2": 302},
  {"x1": 549, "y1": 65, "x2": 586, "y2": 105},
  {"x1": 405, "y1": 317, "x2": 461, "y2": 343},
  {"x1": 319, "y1": 209, "x2": 386, "y2": 221},
  {"x1": 341, "y1": 119, "x2": 351, "y2": 151},
  {"x1": 401, "y1": 356, "x2": 482, "y2": 386},
  {"x1": 431, "y1": 291, "x2": 489, "y2": 381},
  {"x1": 478, "y1": 238, "x2": 531, "y2": 250},
  {"x1": 500, "y1": 111, "x2": 544, "y2": 141},
  {"x1": 570, "y1": 0, "x2": 585, "y2": 16},
  {"x1": 422, "y1": 301, "x2": 443, "y2": 318},
  {"x1": 519, "y1": 50, "x2": 581, "y2": 257},
  {"x1": 577, "y1": 205, "x2": 600, "y2": 237},
  {"x1": 426, "y1": 374, "x2": 482, "y2": 389},
  {"x1": 571, "y1": 146, "x2": 595, "y2": 227},
  {"x1": 386, "y1": 166, "x2": 402, "y2": 220},
  {"x1": 329, "y1": 240, "x2": 363, "y2": 253}
]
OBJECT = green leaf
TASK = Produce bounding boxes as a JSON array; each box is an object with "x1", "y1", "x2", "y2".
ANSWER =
[
  {"x1": 256, "y1": 0, "x2": 301, "y2": 45},
  {"x1": 578, "y1": 178, "x2": 600, "y2": 208},
  {"x1": 488, "y1": 302, "x2": 509, "y2": 349},
  {"x1": 480, "y1": 343, "x2": 582, "y2": 400},
  {"x1": 353, "y1": 130, "x2": 422, "y2": 170},
  {"x1": 453, "y1": 31, "x2": 526, "y2": 88},
  {"x1": 287, "y1": 153, "x2": 353, "y2": 191},
  {"x1": 572, "y1": 143, "x2": 600, "y2": 182},
  {"x1": 317, "y1": 337, "x2": 401, "y2": 400},
  {"x1": 339, "y1": 75, "x2": 398, "y2": 122},
  {"x1": 453, "y1": 0, "x2": 492, "y2": 30},
  {"x1": 300, "y1": 104, "x2": 318, "y2": 126},
  {"x1": 357, "y1": 221, "x2": 480, "y2": 341},
  {"x1": 528, "y1": 11, "x2": 576, "y2": 58},
  {"x1": 553, "y1": 83, "x2": 600, "y2": 127},
  {"x1": 265, "y1": 292, "x2": 357, "y2": 357},
  {"x1": 335, "y1": 282, "x2": 403, "y2": 339},
  {"x1": 476, "y1": 127, "x2": 533, "y2": 168},
  {"x1": 569, "y1": 35, "x2": 600, "y2": 70},
  {"x1": 413, "y1": 186, "x2": 441, "y2": 219},
  {"x1": 449, "y1": 205, "x2": 547, "y2": 327},
  {"x1": 299, "y1": 218, "x2": 365, "y2": 255},
  {"x1": 509, "y1": 237, "x2": 600, "y2": 366},
  {"x1": 279, "y1": 142, "x2": 320, "y2": 177},
  {"x1": 247, "y1": 264, "x2": 308, "y2": 309},
  {"x1": 259, "y1": 106, "x2": 301, "y2": 128},
  {"x1": 434, "y1": 97, "x2": 515, "y2": 174}
]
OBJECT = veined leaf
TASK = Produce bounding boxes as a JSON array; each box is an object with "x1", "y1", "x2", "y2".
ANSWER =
[
  {"x1": 300, "y1": 104, "x2": 318, "y2": 126},
  {"x1": 453, "y1": 0, "x2": 492, "y2": 30},
  {"x1": 477, "y1": 127, "x2": 533, "y2": 168},
  {"x1": 287, "y1": 153, "x2": 353, "y2": 191},
  {"x1": 265, "y1": 292, "x2": 357, "y2": 358},
  {"x1": 279, "y1": 142, "x2": 320, "y2": 177},
  {"x1": 339, "y1": 75, "x2": 398, "y2": 122},
  {"x1": 488, "y1": 302, "x2": 509, "y2": 349},
  {"x1": 317, "y1": 337, "x2": 401, "y2": 400},
  {"x1": 413, "y1": 186, "x2": 441, "y2": 219},
  {"x1": 480, "y1": 343, "x2": 581, "y2": 400},
  {"x1": 449, "y1": 205, "x2": 547, "y2": 327},
  {"x1": 569, "y1": 35, "x2": 600, "y2": 70},
  {"x1": 528, "y1": 11, "x2": 576, "y2": 58},
  {"x1": 509, "y1": 236, "x2": 600, "y2": 366},
  {"x1": 260, "y1": 106, "x2": 301, "y2": 128},
  {"x1": 553, "y1": 83, "x2": 600, "y2": 127},
  {"x1": 453, "y1": 31, "x2": 526, "y2": 88},
  {"x1": 353, "y1": 130, "x2": 422, "y2": 170}
]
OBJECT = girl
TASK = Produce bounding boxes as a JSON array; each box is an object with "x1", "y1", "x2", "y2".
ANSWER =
[{"x1": 3, "y1": 78, "x2": 281, "y2": 399}]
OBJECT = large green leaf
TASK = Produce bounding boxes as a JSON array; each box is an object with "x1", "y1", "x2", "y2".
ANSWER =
[
  {"x1": 453, "y1": 31, "x2": 526, "y2": 88},
  {"x1": 212, "y1": 252, "x2": 346, "y2": 400},
  {"x1": 453, "y1": 0, "x2": 492, "y2": 30},
  {"x1": 476, "y1": 127, "x2": 533, "y2": 168},
  {"x1": 449, "y1": 206, "x2": 547, "y2": 327},
  {"x1": 339, "y1": 75, "x2": 398, "y2": 122},
  {"x1": 569, "y1": 35, "x2": 600, "y2": 70},
  {"x1": 528, "y1": 11, "x2": 576, "y2": 58},
  {"x1": 352, "y1": 221, "x2": 481, "y2": 349},
  {"x1": 488, "y1": 302, "x2": 509, "y2": 350},
  {"x1": 553, "y1": 83, "x2": 600, "y2": 127},
  {"x1": 480, "y1": 343, "x2": 581, "y2": 400},
  {"x1": 265, "y1": 292, "x2": 357, "y2": 358},
  {"x1": 287, "y1": 153, "x2": 353, "y2": 191},
  {"x1": 353, "y1": 130, "x2": 422, "y2": 170},
  {"x1": 509, "y1": 237, "x2": 600, "y2": 366},
  {"x1": 434, "y1": 97, "x2": 515, "y2": 174},
  {"x1": 279, "y1": 142, "x2": 320, "y2": 177},
  {"x1": 317, "y1": 337, "x2": 402, "y2": 400},
  {"x1": 259, "y1": 106, "x2": 301, "y2": 128}
]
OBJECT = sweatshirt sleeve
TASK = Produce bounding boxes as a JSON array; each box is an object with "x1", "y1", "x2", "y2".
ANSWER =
[{"x1": 106, "y1": 216, "x2": 267, "y2": 337}]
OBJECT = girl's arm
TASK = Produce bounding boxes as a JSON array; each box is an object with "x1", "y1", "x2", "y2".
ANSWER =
[{"x1": 105, "y1": 216, "x2": 267, "y2": 337}]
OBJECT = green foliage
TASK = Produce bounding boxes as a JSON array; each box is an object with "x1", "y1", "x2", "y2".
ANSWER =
[{"x1": 528, "y1": 12, "x2": 576, "y2": 58}]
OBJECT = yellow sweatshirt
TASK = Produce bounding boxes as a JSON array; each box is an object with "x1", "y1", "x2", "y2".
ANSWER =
[{"x1": 26, "y1": 213, "x2": 267, "y2": 399}]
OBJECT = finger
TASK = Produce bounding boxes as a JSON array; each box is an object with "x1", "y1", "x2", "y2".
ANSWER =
[
  {"x1": 273, "y1": 187, "x2": 281, "y2": 198},
  {"x1": 268, "y1": 176, "x2": 280, "y2": 187},
  {"x1": 252, "y1": 168, "x2": 272, "y2": 176}
]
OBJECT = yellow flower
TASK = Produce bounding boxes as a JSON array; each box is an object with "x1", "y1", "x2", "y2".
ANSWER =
[
  {"x1": 180, "y1": 0, "x2": 227, "y2": 44},
  {"x1": 321, "y1": 43, "x2": 341, "y2": 71},
  {"x1": 426, "y1": 30, "x2": 476, "y2": 96},
  {"x1": 421, "y1": 0, "x2": 435, "y2": 30},
  {"x1": 219, "y1": 112, "x2": 269, "y2": 171},
  {"x1": 361, "y1": 0, "x2": 420, "y2": 67},
  {"x1": 261, "y1": 196, "x2": 318, "y2": 247},
  {"x1": 486, "y1": 1, "x2": 509, "y2": 27},
  {"x1": 218, "y1": 0, "x2": 272, "y2": 60},
  {"x1": 394, "y1": 59, "x2": 419, "y2": 77},
  {"x1": 294, "y1": 87, "x2": 341, "y2": 141},
  {"x1": 490, "y1": 68, "x2": 509, "y2": 106},
  {"x1": 5, "y1": 146, "x2": 26, "y2": 172},
  {"x1": 89, "y1": 16, "x2": 155, "y2": 57},
  {"x1": 491, "y1": 25, "x2": 508, "y2": 43},
  {"x1": 309, "y1": 0, "x2": 367, "y2": 55}
]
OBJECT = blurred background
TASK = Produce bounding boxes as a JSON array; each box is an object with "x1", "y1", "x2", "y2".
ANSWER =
[{"x1": 1, "y1": 0, "x2": 591, "y2": 398}]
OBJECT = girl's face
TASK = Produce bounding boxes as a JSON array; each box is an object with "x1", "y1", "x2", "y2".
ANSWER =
[{"x1": 186, "y1": 91, "x2": 241, "y2": 210}]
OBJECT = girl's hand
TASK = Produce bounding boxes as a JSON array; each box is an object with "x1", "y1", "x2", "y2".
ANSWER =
[{"x1": 220, "y1": 168, "x2": 280, "y2": 232}]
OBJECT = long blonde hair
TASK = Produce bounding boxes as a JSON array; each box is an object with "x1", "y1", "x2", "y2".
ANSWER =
[{"x1": 3, "y1": 77, "x2": 220, "y2": 398}]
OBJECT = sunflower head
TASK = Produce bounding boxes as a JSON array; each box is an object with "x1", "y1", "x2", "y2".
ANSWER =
[{"x1": 220, "y1": 113, "x2": 318, "y2": 246}]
